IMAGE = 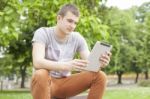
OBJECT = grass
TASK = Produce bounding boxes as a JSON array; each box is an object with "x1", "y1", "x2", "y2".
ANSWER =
[
  {"x1": 0, "y1": 90, "x2": 31, "y2": 99},
  {"x1": 104, "y1": 87, "x2": 150, "y2": 99},
  {"x1": 0, "y1": 87, "x2": 150, "y2": 99}
]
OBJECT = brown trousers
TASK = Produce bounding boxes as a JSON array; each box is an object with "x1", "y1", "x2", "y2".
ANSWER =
[{"x1": 31, "y1": 69, "x2": 107, "y2": 99}]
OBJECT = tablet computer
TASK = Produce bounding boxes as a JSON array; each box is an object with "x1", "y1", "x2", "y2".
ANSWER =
[{"x1": 78, "y1": 41, "x2": 112, "y2": 72}]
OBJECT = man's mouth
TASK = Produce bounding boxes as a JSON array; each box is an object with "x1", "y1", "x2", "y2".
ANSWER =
[{"x1": 67, "y1": 28, "x2": 73, "y2": 32}]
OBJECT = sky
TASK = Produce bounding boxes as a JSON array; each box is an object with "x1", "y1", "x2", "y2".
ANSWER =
[{"x1": 106, "y1": 0, "x2": 150, "y2": 9}]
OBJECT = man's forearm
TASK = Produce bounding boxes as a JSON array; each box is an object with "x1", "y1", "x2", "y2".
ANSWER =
[{"x1": 33, "y1": 58, "x2": 66, "y2": 71}]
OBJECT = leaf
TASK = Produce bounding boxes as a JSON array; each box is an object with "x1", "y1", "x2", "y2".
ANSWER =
[
  {"x1": 12, "y1": 32, "x2": 19, "y2": 40},
  {"x1": 0, "y1": 12, "x2": 4, "y2": 16}
]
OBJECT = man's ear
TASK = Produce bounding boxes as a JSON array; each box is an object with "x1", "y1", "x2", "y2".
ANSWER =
[{"x1": 57, "y1": 15, "x2": 62, "y2": 21}]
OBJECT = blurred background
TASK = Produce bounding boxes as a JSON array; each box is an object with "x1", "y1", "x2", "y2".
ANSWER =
[{"x1": 0, "y1": 0, "x2": 150, "y2": 99}]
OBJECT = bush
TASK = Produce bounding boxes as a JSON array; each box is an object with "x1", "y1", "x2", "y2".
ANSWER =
[{"x1": 138, "y1": 79, "x2": 150, "y2": 87}]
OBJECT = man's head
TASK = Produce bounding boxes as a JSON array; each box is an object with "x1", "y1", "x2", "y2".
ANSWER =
[
  {"x1": 56, "y1": 4, "x2": 80, "y2": 35},
  {"x1": 57, "y1": 4, "x2": 80, "y2": 17}
]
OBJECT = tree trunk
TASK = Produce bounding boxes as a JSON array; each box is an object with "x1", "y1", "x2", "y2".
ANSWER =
[
  {"x1": 117, "y1": 71, "x2": 123, "y2": 84},
  {"x1": 144, "y1": 71, "x2": 149, "y2": 80},
  {"x1": 135, "y1": 72, "x2": 139, "y2": 83},
  {"x1": 117, "y1": 74, "x2": 122, "y2": 84},
  {"x1": 20, "y1": 65, "x2": 27, "y2": 88}
]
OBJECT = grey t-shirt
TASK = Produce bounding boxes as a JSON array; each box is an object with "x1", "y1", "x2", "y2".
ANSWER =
[{"x1": 32, "y1": 27, "x2": 89, "y2": 78}]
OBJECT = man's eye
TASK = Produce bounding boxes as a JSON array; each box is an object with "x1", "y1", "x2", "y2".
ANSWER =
[
  {"x1": 67, "y1": 19, "x2": 77, "y2": 25},
  {"x1": 67, "y1": 19, "x2": 73, "y2": 23}
]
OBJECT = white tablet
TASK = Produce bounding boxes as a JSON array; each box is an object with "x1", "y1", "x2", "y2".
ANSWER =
[{"x1": 78, "y1": 41, "x2": 112, "y2": 72}]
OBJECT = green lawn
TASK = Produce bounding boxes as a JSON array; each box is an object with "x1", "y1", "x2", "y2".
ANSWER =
[
  {"x1": 0, "y1": 90, "x2": 31, "y2": 99},
  {"x1": 0, "y1": 87, "x2": 150, "y2": 99},
  {"x1": 104, "y1": 87, "x2": 150, "y2": 99}
]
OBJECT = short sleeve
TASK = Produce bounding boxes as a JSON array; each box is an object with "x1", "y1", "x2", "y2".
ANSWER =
[
  {"x1": 76, "y1": 33, "x2": 89, "y2": 52},
  {"x1": 32, "y1": 27, "x2": 47, "y2": 45}
]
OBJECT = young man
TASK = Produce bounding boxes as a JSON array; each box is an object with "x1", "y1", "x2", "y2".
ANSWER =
[{"x1": 31, "y1": 4, "x2": 111, "y2": 99}]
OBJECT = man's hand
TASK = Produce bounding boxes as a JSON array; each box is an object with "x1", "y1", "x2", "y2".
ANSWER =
[
  {"x1": 99, "y1": 51, "x2": 112, "y2": 68},
  {"x1": 61, "y1": 59, "x2": 88, "y2": 71}
]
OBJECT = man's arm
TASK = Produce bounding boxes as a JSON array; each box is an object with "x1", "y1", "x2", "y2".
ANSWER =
[
  {"x1": 79, "y1": 50, "x2": 90, "y2": 60},
  {"x1": 32, "y1": 43, "x2": 66, "y2": 71},
  {"x1": 32, "y1": 43, "x2": 88, "y2": 71}
]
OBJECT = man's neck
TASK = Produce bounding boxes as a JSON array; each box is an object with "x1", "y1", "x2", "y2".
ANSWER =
[{"x1": 54, "y1": 26, "x2": 69, "y2": 43}]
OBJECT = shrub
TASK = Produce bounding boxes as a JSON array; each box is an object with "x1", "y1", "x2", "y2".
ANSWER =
[{"x1": 138, "y1": 79, "x2": 150, "y2": 87}]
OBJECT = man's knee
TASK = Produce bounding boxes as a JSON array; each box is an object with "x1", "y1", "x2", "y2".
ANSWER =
[
  {"x1": 95, "y1": 71, "x2": 107, "y2": 83},
  {"x1": 33, "y1": 69, "x2": 49, "y2": 81}
]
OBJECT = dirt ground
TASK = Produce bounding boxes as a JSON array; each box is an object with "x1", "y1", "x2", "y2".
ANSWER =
[{"x1": 106, "y1": 73, "x2": 149, "y2": 88}]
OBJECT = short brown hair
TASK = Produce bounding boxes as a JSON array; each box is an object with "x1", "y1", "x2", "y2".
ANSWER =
[{"x1": 57, "y1": 4, "x2": 80, "y2": 17}]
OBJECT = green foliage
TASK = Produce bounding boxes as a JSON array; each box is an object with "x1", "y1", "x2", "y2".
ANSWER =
[
  {"x1": 77, "y1": 15, "x2": 110, "y2": 49},
  {"x1": 101, "y1": 2, "x2": 150, "y2": 83},
  {"x1": 0, "y1": 55, "x2": 14, "y2": 76}
]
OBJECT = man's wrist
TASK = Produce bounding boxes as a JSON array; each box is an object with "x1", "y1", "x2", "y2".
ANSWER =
[
  {"x1": 58, "y1": 62, "x2": 68, "y2": 71},
  {"x1": 55, "y1": 61, "x2": 74, "y2": 71}
]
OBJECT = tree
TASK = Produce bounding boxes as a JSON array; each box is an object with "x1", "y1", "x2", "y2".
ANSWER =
[
  {"x1": 136, "y1": 2, "x2": 150, "y2": 80},
  {"x1": 104, "y1": 7, "x2": 137, "y2": 84}
]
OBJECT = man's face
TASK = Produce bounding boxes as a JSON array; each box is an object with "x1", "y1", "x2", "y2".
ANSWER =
[{"x1": 57, "y1": 11, "x2": 79, "y2": 35}]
